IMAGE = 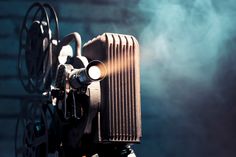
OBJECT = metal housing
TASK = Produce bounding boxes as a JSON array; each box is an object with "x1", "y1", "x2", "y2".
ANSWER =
[{"x1": 82, "y1": 33, "x2": 141, "y2": 143}]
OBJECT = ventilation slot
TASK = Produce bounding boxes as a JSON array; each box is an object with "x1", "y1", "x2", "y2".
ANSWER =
[{"x1": 107, "y1": 34, "x2": 137, "y2": 142}]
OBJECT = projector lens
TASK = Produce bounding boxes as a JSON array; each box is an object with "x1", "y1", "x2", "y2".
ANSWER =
[{"x1": 88, "y1": 66, "x2": 101, "y2": 80}]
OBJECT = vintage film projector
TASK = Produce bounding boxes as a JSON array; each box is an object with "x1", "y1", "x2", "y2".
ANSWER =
[{"x1": 15, "y1": 2, "x2": 141, "y2": 157}]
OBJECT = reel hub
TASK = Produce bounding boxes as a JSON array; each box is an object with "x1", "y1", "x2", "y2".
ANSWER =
[{"x1": 26, "y1": 21, "x2": 49, "y2": 80}]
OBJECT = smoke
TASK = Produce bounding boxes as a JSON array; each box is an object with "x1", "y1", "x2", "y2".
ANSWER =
[
  {"x1": 137, "y1": 0, "x2": 236, "y2": 156},
  {"x1": 140, "y1": 0, "x2": 235, "y2": 97}
]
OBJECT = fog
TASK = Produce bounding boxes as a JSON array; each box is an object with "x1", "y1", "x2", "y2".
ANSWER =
[{"x1": 136, "y1": 0, "x2": 236, "y2": 156}]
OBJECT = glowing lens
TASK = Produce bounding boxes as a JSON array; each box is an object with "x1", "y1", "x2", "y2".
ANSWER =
[{"x1": 88, "y1": 66, "x2": 101, "y2": 80}]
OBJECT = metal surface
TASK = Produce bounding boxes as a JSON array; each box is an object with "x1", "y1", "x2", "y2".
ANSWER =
[{"x1": 83, "y1": 33, "x2": 142, "y2": 143}]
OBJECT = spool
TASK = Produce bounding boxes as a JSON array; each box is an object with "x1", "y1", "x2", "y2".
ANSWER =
[{"x1": 18, "y1": 3, "x2": 59, "y2": 93}]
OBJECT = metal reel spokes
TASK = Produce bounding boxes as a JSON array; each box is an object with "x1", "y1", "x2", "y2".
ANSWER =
[
  {"x1": 15, "y1": 102, "x2": 49, "y2": 157},
  {"x1": 18, "y1": 3, "x2": 59, "y2": 93}
]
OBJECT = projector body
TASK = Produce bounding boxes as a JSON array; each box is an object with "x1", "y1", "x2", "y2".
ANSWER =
[
  {"x1": 82, "y1": 33, "x2": 141, "y2": 143},
  {"x1": 15, "y1": 3, "x2": 141, "y2": 157}
]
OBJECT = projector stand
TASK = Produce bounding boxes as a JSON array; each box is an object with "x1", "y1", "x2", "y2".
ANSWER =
[{"x1": 97, "y1": 144, "x2": 136, "y2": 157}]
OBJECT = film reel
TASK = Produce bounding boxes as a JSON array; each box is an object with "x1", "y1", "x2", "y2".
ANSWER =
[
  {"x1": 16, "y1": 3, "x2": 61, "y2": 157},
  {"x1": 15, "y1": 101, "x2": 52, "y2": 157},
  {"x1": 18, "y1": 3, "x2": 59, "y2": 93}
]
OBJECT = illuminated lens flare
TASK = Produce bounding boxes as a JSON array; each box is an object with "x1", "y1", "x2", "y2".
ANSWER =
[{"x1": 88, "y1": 66, "x2": 102, "y2": 80}]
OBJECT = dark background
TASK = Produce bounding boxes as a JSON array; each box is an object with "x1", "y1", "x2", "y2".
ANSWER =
[{"x1": 1, "y1": 0, "x2": 236, "y2": 157}]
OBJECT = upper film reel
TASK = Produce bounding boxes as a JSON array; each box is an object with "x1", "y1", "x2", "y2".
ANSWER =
[{"x1": 18, "y1": 3, "x2": 59, "y2": 93}]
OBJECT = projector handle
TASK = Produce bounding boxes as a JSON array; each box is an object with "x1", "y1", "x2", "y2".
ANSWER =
[{"x1": 57, "y1": 32, "x2": 82, "y2": 56}]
